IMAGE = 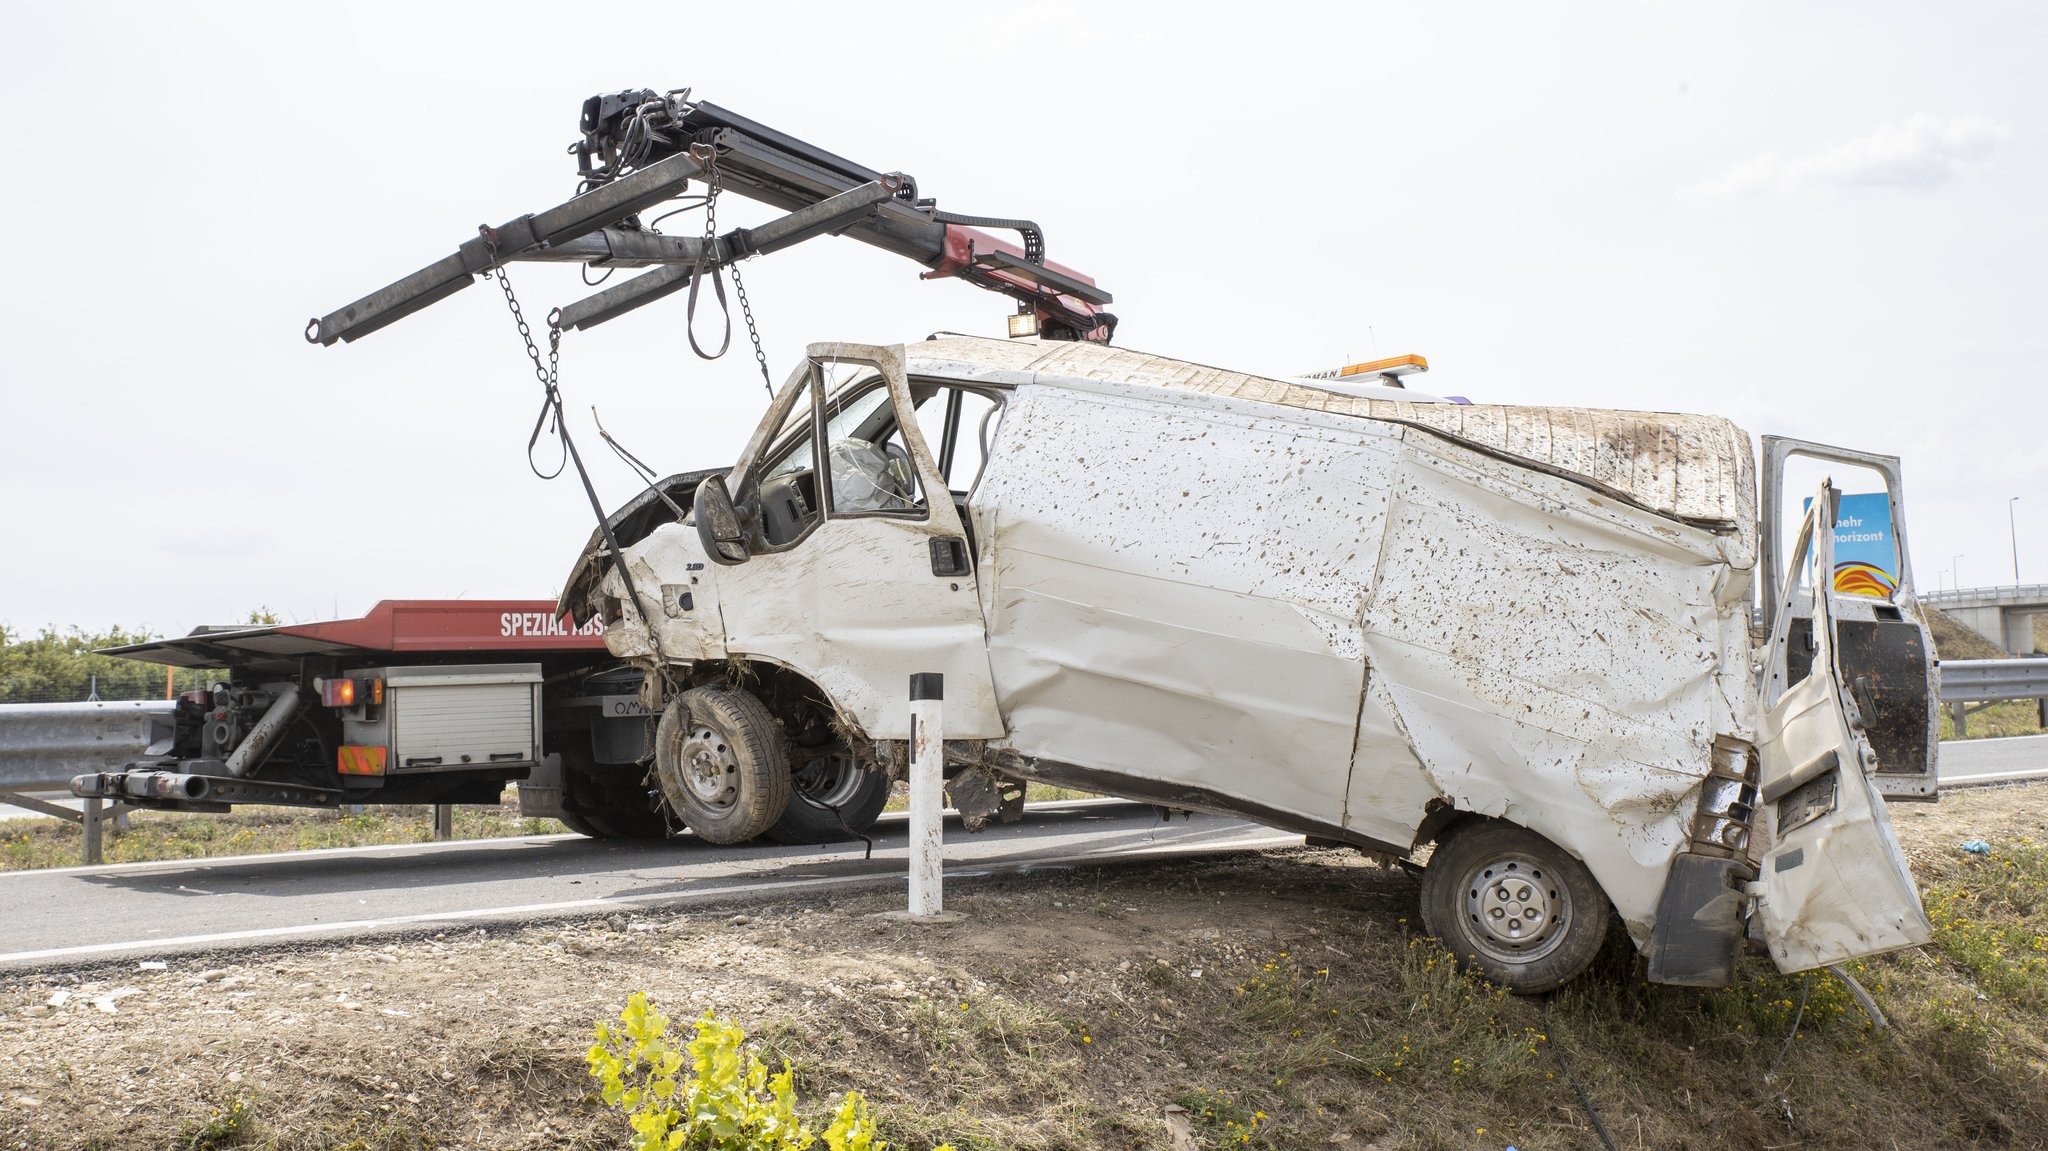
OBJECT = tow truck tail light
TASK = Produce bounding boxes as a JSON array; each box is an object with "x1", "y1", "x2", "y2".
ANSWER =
[{"x1": 315, "y1": 676, "x2": 383, "y2": 709}]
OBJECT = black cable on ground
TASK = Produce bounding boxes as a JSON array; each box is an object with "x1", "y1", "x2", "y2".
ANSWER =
[{"x1": 1542, "y1": 998, "x2": 1620, "y2": 1151}]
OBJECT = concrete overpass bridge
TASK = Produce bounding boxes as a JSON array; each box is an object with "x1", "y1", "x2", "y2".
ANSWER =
[{"x1": 1921, "y1": 584, "x2": 2048, "y2": 653}]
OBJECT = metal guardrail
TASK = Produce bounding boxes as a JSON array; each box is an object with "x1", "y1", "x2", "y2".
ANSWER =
[
  {"x1": 0, "y1": 701, "x2": 179, "y2": 864},
  {"x1": 1939, "y1": 659, "x2": 2048, "y2": 703},
  {"x1": 1939, "y1": 658, "x2": 2048, "y2": 738},
  {"x1": 1920, "y1": 584, "x2": 2048, "y2": 608},
  {"x1": 0, "y1": 700, "x2": 180, "y2": 790}
]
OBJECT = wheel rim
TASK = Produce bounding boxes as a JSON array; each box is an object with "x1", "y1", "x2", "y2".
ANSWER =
[
  {"x1": 1459, "y1": 852, "x2": 1572, "y2": 965},
  {"x1": 679, "y1": 726, "x2": 740, "y2": 811},
  {"x1": 791, "y1": 756, "x2": 866, "y2": 808}
]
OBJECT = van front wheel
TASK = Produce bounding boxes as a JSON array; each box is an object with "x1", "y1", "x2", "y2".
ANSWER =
[
  {"x1": 1419, "y1": 821, "x2": 1610, "y2": 994},
  {"x1": 654, "y1": 687, "x2": 791, "y2": 844}
]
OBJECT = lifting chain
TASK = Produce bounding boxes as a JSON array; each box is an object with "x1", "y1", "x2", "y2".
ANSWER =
[
  {"x1": 690, "y1": 149, "x2": 775, "y2": 398},
  {"x1": 477, "y1": 226, "x2": 674, "y2": 667},
  {"x1": 731, "y1": 264, "x2": 773, "y2": 398},
  {"x1": 481, "y1": 226, "x2": 566, "y2": 480}
]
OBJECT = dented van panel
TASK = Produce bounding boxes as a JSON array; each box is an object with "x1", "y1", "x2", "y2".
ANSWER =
[
  {"x1": 966, "y1": 372, "x2": 1756, "y2": 935},
  {"x1": 580, "y1": 336, "x2": 1936, "y2": 989},
  {"x1": 972, "y1": 384, "x2": 1401, "y2": 834}
]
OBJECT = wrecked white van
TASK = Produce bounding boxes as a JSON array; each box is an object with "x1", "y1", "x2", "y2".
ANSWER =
[{"x1": 560, "y1": 336, "x2": 1939, "y2": 993}]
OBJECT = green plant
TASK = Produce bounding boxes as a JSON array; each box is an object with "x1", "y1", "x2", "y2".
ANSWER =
[
  {"x1": 587, "y1": 993, "x2": 951, "y2": 1151},
  {"x1": 178, "y1": 1097, "x2": 254, "y2": 1150},
  {"x1": 1171, "y1": 1087, "x2": 1276, "y2": 1149}
]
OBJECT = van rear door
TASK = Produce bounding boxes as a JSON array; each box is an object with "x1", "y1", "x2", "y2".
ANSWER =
[{"x1": 1755, "y1": 478, "x2": 1933, "y2": 971}]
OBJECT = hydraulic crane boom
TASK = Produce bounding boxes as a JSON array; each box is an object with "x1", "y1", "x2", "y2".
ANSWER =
[{"x1": 308, "y1": 87, "x2": 1113, "y2": 348}]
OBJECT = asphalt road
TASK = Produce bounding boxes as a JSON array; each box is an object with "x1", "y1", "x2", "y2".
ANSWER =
[
  {"x1": 1938, "y1": 733, "x2": 2048, "y2": 785},
  {"x1": 0, "y1": 801, "x2": 1298, "y2": 971}
]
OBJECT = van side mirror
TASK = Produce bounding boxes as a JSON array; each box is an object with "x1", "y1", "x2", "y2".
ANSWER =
[{"x1": 695, "y1": 474, "x2": 750, "y2": 564}]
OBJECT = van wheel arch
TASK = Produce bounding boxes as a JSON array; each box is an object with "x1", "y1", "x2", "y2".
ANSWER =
[{"x1": 685, "y1": 659, "x2": 865, "y2": 742}]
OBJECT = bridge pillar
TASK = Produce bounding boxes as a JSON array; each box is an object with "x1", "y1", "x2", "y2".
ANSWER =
[
  {"x1": 2007, "y1": 610, "x2": 2044, "y2": 655},
  {"x1": 1945, "y1": 604, "x2": 2008, "y2": 650}
]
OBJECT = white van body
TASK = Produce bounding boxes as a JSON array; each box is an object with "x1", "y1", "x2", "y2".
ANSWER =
[{"x1": 567, "y1": 336, "x2": 1937, "y2": 991}]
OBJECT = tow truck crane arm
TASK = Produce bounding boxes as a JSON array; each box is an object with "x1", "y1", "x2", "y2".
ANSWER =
[{"x1": 308, "y1": 87, "x2": 1113, "y2": 347}]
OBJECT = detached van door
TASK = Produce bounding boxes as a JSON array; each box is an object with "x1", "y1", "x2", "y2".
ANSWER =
[{"x1": 1755, "y1": 478, "x2": 1933, "y2": 971}]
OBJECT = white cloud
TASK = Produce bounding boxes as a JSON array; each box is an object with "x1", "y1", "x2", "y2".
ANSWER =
[{"x1": 1687, "y1": 115, "x2": 2009, "y2": 200}]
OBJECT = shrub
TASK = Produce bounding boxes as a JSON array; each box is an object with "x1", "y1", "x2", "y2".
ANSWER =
[{"x1": 587, "y1": 993, "x2": 950, "y2": 1151}]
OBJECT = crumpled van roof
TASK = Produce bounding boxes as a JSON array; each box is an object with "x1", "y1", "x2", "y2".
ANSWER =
[{"x1": 906, "y1": 336, "x2": 1756, "y2": 537}]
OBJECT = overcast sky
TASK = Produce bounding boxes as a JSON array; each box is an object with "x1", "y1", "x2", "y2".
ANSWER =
[{"x1": 2, "y1": 2, "x2": 2042, "y2": 635}]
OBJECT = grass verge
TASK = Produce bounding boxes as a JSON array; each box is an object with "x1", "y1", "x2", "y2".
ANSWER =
[
  {"x1": 1939, "y1": 697, "x2": 2047, "y2": 740},
  {"x1": 0, "y1": 796, "x2": 566, "y2": 872}
]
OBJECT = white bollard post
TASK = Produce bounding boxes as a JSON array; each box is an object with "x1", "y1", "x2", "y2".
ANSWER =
[{"x1": 907, "y1": 672, "x2": 945, "y2": 917}]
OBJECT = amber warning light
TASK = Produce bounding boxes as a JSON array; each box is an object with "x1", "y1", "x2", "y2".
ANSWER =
[
  {"x1": 315, "y1": 677, "x2": 383, "y2": 708},
  {"x1": 1300, "y1": 354, "x2": 1430, "y2": 383}
]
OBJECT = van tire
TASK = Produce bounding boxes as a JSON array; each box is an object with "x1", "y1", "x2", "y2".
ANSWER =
[
  {"x1": 654, "y1": 687, "x2": 790, "y2": 845},
  {"x1": 764, "y1": 756, "x2": 891, "y2": 844},
  {"x1": 1419, "y1": 821, "x2": 1610, "y2": 994}
]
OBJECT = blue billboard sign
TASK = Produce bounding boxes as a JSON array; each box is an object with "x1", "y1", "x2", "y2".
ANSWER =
[{"x1": 1805, "y1": 491, "x2": 1897, "y2": 597}]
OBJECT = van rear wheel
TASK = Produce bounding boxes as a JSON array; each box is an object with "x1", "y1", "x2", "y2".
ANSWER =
[
  {"x1": 1419, "y1": 821, "x2": 1610, "y2": 994},
  {"x1": 654, "y1": 687, "x2": 790, "y2": 845}
]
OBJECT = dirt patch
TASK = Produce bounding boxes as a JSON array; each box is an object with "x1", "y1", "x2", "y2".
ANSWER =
[
  {"x1": 2, "y1": 787, "x2": 2045, "y2": 1151},
  {"x1": 1890, "y1": 779, "x2": 2048, "y2": 871}
]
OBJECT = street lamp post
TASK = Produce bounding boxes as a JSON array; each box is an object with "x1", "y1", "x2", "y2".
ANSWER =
[
  {"x1": 2010, "y1": 497, "x2": 2021, "y2": 586},
  {"x1": 1953, "y1": 553, "x2": 1965, "y2": 593}
]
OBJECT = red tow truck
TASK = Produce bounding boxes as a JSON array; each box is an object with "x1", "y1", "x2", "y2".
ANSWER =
[{"x1": 69, "y1": 599, "x2": 766, "y2": 841}]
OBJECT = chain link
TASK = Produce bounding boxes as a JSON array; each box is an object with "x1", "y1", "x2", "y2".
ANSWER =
[
  {"x1": 731, "y1": 264, "x2": 773, "y2": 398},
  {"x1": 481, "y1": 228, "x2": 566, "y2": 480},
  {"x1": 696, "y1": 150, "x2": 773, "y2": 398},
  {"x1": 699, "y1": 148, "x2": 721, "y2": 250},
  {"x1": 475, "y1": 230, "x2": 674, "y2": 667}
]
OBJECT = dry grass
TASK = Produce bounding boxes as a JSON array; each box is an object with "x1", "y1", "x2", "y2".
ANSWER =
[
  {"x1": 1939, "y1": 697, "x2": 2048, "y2": 741},
  {"x1": 1, "y1": 786, "x2": 2044, "y2": 1150},
  {"x1": 0, "y1": 797, "x2": 566, "y2": 872}
]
